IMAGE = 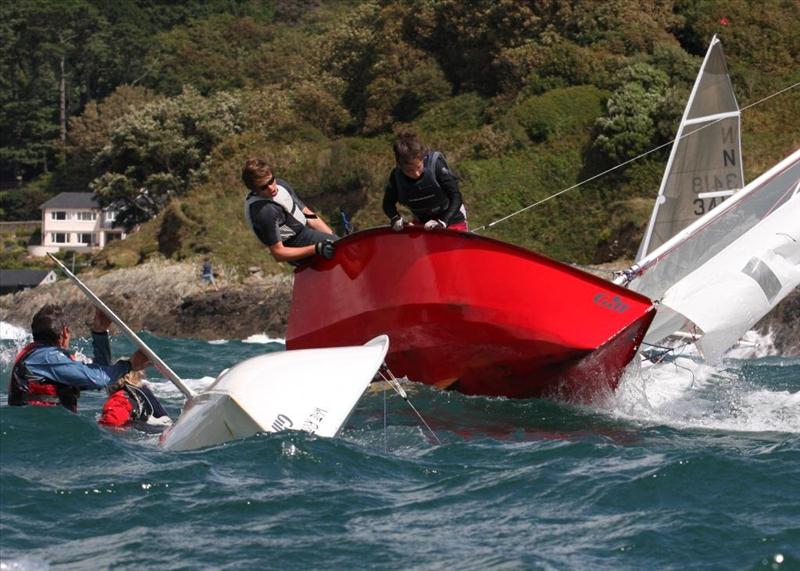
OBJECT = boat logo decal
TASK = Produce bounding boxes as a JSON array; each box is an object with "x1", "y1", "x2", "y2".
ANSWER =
[
  {"x1": 301, "y1": 407, "x2": 328, "y2": 434},
  {"x1": 271, "y1": 413, "x2": 294, "y2": 432},
  {"x1": 593, "y1": 292, "x2": 629, "y2": 313}
]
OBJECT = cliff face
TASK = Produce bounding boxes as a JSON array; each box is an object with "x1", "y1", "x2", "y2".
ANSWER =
[
  {"x1": 1, "y1": 260, "x2": 797, "y2": 356},
  {"x1": 755, "y1": 288, "x2": 800, "y2": 356}
]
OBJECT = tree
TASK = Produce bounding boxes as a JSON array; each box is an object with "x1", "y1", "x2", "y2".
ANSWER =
[
  {"x1": 91, "y1": 87, "x2": 243, "y2": 229},
  {"x1": 593, "y1": 63, "x2": 672, "y2": 163}
]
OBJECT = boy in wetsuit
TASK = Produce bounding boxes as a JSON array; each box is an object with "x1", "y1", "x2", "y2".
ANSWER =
[{"x1": 241, "y1": 158, "x2": 338, "y2": 264}]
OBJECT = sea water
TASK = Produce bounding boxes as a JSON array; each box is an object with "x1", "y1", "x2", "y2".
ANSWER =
[{"x1": 1, "y1": 324, "x2": 797, "y2": 570}]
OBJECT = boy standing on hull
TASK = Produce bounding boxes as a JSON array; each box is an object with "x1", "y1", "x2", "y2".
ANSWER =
[
  {"x1": 383, "y1": 132, "x2": 468, "y2": 232},
  {"x1": 242, "y1": 158, "x2": 338, "y2": 264}
]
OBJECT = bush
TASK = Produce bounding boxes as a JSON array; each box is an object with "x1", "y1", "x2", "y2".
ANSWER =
[{"x1": 91, "y1": 87, "x2": 244, "y2": 229}]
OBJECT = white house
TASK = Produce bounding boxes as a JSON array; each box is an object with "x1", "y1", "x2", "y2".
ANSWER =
[{"x1": 29, "y1": 193, "x2": 126, "y2": 256}]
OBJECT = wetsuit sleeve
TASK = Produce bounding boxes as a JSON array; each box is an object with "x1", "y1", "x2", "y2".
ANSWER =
[
  {"x1": 280, "y1": 179, "x2": 307, "y2": 210},
  {"x1": 92, "y1": 331, "x2": 111, "y2": 365},
  {"x1": 382, "y1": 172, "x2": 400, "y2": 220},
  {"x1": 23, "y1": 346, "x2": 131, "y2": 391},
  {"x1": 435, "y1": 156, "x2": 463, "y2": 224}
]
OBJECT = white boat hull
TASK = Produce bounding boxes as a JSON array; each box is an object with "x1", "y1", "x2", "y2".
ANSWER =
[{"x1": 160, "y1": 336, "x2": 389, "y2": 451}]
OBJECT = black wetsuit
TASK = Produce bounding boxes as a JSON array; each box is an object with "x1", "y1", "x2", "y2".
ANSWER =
[{"x1": 382, "y1": 152, "x2": 466, "y2": 225}]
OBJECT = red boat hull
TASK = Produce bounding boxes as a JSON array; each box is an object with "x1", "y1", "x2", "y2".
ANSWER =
[{"x1": 287, "y1": 228, "x2": 655, "y2": 402}]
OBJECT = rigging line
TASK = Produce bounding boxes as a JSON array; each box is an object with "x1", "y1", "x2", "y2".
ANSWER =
[
  {"x1": 378, "y1": 368, "x2": 442, "y2": 445},
  {"x1": 473, "y1": 80, "x2": 800, "y2": 233}
]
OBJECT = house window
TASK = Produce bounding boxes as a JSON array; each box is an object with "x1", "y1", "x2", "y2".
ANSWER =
[
  {"x1": 51, "y1": 233, "x2": 68, "y2": 243},
  {"x1": 78, "y1": 233, "x2": 94, "y2": 245},
  {"x1": 77, "y1": 211, "x2": 97, "y2": 221},
  {"x1": 106, "y1": 232, "x2": 122, "y2": 243},
  {"x1": 51, "y1": 211, "x2": 67, "y2": 220},
  {"x1": 105, "y1": 210, "x2": 117, "y2": 222}
]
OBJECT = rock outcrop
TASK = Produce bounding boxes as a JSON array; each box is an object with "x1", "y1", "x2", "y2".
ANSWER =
[{"x1": 0, "y1": 261, "x2": 292, "y2": 341}]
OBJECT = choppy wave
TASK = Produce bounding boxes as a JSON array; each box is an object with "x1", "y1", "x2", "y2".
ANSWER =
[
  {"x1": 2, "y1": 329, "x2": 798, "y2": 569},
  {"x1": 606, "y1": 354, "x2": 800, "y2": 433}
]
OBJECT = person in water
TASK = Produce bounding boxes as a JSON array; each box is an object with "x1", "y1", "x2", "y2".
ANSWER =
[
  {"x1": 8, "y1": 304, "x2": 150, "y2": 412},
  {"x1": 241, "y1": 158, "x2": 338, "y2": 263},
  {"x1": 383, "y1": 132, "x2": 468, "y2": 232},
  {"x1": 99, "y1": 370, "x2": 172, "y2": 432}
]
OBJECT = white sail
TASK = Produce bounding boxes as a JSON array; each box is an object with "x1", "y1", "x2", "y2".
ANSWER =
[
  {"x1": 628, "y1": 148, "x2": 800, "y2": 302},
  {"x1": 637, "y1": 35, "x2": 743, "y2": 261},
  {"x1": 651, "y1": 193, "x2": 800, "y2": 361}
]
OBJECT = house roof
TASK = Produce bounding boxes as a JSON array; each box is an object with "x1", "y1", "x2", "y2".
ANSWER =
[
  {"x1": 0, "y1": 269, "x2": 56, "y2": 288},
  {"x1": 40, "y1": 192, "x2": 100, "y2": 210}
]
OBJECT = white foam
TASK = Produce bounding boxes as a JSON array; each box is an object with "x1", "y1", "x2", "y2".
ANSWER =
[
  {"x1": 0, "y1": 556, "x2": 51, "y2": 571},
  {"x1": 144, "y1": 376, "x2": 216, "y2": 401},
  {"x1": 207, "y1": 339, "x2": 229, "y2": 345},
  {"x1": 242, "y1": 333, "x2": 285, "y2": 345},
  {"x1": 604, "y1": 356, "x2": 800, "y2": 433},
  {"x1": 0, "y1": 321, "x2": 28, "y2": 342},
  {"x1": 722, "y1": 329, "x2": 777, "y2": 359}
]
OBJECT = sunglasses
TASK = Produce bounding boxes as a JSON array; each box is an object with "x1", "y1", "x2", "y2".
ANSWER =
[{"x1": 260, "y1": 175, "x2": 276, "y2": 190}]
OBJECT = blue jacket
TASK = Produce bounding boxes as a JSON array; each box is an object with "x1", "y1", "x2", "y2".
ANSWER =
[{"x1": 16, "y1": 332, "x2": 131, "y2": 392}]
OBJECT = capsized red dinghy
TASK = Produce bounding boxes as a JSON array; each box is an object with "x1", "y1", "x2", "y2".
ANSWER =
[{"x1": 287, "y1": 227, "x2": 655, "y2": 402}]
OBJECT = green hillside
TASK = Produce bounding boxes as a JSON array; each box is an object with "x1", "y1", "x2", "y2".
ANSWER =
[{"x1": 3, "y1": 0, "x2": 799, "y2": 275}]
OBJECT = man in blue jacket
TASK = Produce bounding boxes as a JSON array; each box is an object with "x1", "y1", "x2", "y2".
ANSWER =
[{"x1": 8, "y1": 304, "x2": 149, "y2": 412}]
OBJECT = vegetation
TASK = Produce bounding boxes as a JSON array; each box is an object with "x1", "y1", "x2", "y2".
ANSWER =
[{"x1": 2, "y1": 0, "x2": 798, "y2": 274}]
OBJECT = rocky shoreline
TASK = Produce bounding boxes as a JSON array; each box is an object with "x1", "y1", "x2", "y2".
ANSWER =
[
  {"x1": 0, "y1": 260, "x2": 293, "y2": 341},
  {"x1": 1, "y1": 260, "x2": 798, "y2": 355}
]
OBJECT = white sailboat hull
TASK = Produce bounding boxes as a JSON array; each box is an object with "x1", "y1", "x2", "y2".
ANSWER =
[
  {"x1": 647, "y1": 196, "x2": 800, "y2": 361},
  {"x1": 160, "y1": 336, "x2": 389, "y2": 451}
]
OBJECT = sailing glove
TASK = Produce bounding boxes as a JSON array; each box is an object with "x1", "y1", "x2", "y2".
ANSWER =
[
  {"x1": 390, "y1": 215, "x2": 407, "y2": 232},
  {"x1": 424, "y1": 219, "x2": 446, "y2": 231},
  {"x1": 315, "y1": 239, "x2": 336, "y2": 260}
]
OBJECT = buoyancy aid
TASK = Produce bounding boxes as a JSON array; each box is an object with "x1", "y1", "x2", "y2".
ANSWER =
[
  {"x1": 99, "y1": 384, "x2": 170, "y2": 432},
  {"x1": 394, "y1": 152, "x2": 449, "y2": 219},
  {"x1": 8, "y1": 343, "x2": 79, "y2": 411},
  {"x1": 244, "y1": 183, "x2": 308, "y2": 244}
]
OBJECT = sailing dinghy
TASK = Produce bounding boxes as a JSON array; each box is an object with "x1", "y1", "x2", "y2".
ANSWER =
[
  {"x1": 624, "y1": 150, "x2": 800, "y2": 357},
  {"x1": 619, "y1": 35, "x2": 800, "y2": 358},
  {"x1": 287, "y1": 228, "x2": 655, "y2": 402},
  {"x1": 160, "y1": 336, "x2": 389, "y2": 451},
  {"x1": 48, "y1": 254, "x2": 389, "y2": 452}
]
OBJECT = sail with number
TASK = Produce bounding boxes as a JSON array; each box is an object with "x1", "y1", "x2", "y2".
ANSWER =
[
  {"x1": 636, "y1": 35, "x2": 743, "y2": 262},
  {"x1": 628, "y1": 149, "x2": 800, "y2": 356}
]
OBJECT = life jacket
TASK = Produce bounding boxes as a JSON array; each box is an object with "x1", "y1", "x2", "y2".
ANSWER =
[
  {"x1": 8, "y1": 343, "x2": 80, "y2": 412},
  {"x1": 244, "y1": 183, "x2": 308, "y2": 245},
  {"x1": 99, "y1": 384, "x2": 170, "y2": 432},
  {"x1": 394, "y1": 151, "x2": 449, "y2": 220}
]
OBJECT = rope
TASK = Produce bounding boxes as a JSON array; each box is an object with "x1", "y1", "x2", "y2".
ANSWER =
[
  {"x1": 379, "y1": 365, "x2": 441, "y2": 445},
  {"x1": 472, "y1": 80, "x2": 800, "y2": 233}
]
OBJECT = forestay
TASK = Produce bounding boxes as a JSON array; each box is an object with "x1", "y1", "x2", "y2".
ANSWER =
[{"x1": 636, "y1": 35, "x2": 743, "y2": 261}]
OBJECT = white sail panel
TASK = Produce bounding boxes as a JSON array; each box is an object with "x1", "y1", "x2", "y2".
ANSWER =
[
  {"x1": 637, "y1": 35, "x2": 743, "y2": 260},
  {"x1": 630, "y1": 148, "x2": 800, "y2": 302},
  {"x1": 650, "y1": 194, "x2": 800, "y2": 361}
]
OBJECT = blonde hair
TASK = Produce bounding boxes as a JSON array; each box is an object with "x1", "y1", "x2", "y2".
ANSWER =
[
  {"x1": 107, "y1": 370, "x2": 143, "y2": 394},
  {"x1": 241, "y1": 157, "x2": 273, "y2": 192}
]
